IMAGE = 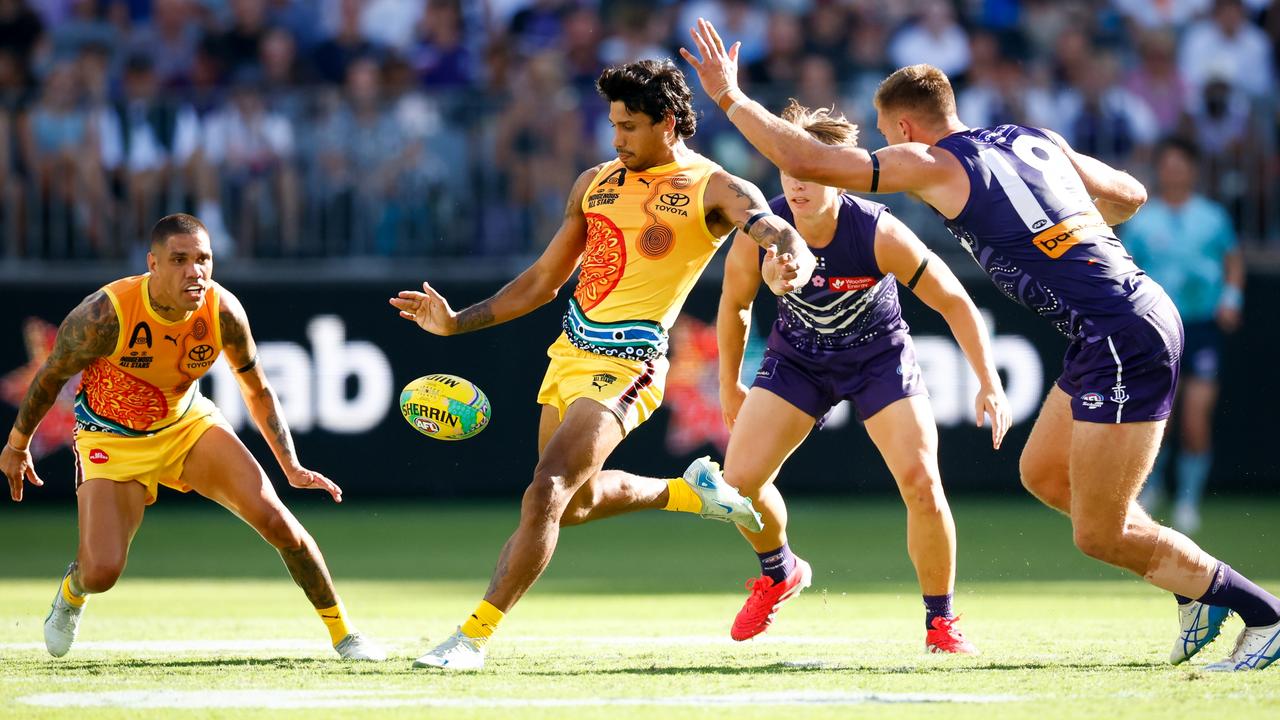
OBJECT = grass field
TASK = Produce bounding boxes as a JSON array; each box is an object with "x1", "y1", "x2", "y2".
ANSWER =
[{"x1": 2, "y1": 497, "x2": 1279, "y2": 719}]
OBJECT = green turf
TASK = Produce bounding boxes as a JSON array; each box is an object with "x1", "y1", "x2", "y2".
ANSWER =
[{"x1": 1, "y1": 498, "x2": 1279, "y2": 719}]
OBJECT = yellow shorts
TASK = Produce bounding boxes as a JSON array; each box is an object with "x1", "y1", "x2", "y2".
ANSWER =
[
  {"x1": 72, "y1": 393, "x2": 232, "y2": 505},
  {"x1": 536, "y1": 334, "x2": 669, "y2": 435}
]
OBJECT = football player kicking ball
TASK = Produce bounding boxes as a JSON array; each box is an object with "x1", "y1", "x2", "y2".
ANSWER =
[
  {"x1": 684, "y1": 20, "x2": 1280, "y2": 670},
  {"x1": 390, "y1": 59, "x2": 816, "y2": 670},
  {"x1": 717, "y1": 101, "x2": 1010, "y2": 653},
  {"x1": 1, "y1": 214, "x2": 383, "y2": 662}
]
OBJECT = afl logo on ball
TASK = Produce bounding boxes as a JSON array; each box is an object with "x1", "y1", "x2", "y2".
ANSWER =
[
  {"x1": 88, "y1": 449, "x2": 109, "y2": 464},
  {"x1": 414, "y1": 418, "x2": 440, "y2": 434}
]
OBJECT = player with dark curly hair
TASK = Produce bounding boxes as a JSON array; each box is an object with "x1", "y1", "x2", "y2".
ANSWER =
[{"x1": 392, "y1": 59, "x2": 817, "y2": 670}]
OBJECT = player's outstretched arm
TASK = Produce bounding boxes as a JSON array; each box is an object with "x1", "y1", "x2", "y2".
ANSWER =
[
  {"x1": 219, "y1": 290, "x2": 342, "y2": 503},
  {"x1": 1042, "y1": 128, "x2": 1147, "y2": 226},
  {"x1": 2, "y1": 291, "x2": 117, "y2": 501},
  {"x1": 717, "y1": 231, "x2": 762, "y2": 430},
  {"x1": 680, "y1": 19, "x2": 955, "y2": 196},
  {"x1": 705, "y1": 170, "x2": 815, "y2": 294},
  {"x1": 390, "y1": 164, "x2": 600, "y2": 336},
  {"x1": 874, "y1": 213, "x2": 1011, "y2": 449}
]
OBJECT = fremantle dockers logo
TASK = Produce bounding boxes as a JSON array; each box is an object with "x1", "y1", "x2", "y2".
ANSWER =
[{"x1": 1110, "y1": 383, "x2": 1129, "y2": 404}]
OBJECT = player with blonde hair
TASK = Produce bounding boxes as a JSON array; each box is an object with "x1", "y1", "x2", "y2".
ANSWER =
[{"x1": 718, "y1": 100, "x2": 1009, "y2": 651}]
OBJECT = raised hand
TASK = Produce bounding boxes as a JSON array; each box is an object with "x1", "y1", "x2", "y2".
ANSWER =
[
  {"x1": 389, "y1": 281, "x2": 458, "y2": 336},
  {"x1": 678, "y1": 18, "x2": 741, "y2": 103}
]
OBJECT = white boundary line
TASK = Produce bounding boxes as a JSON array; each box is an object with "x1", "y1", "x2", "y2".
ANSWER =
[{"x1": 19, "y1": 689, "x2": 1022, "y2": 709}]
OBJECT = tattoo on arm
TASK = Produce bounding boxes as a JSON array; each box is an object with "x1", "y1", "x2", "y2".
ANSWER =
[
  {"x1": 265, "y1": 406, "x2": 298, "y2": 468},
  {"x1": 14, "y1": 292, "x2": 118, "y2": 436},
  {"x1": 454, "y1": 300, "x2": 497, "y2": 334}
]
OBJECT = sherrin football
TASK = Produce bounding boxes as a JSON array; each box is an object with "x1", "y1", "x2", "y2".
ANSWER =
[{"x1": 399, "y1": 374, "x2": 491, "y2": 441}]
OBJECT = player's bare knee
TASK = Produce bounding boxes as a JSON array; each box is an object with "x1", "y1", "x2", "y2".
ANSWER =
[
  {"x1": 897, "y1": 468, "x2": 943, "y2": 513},
  {"x1": 722, "y1": 467, "x2": 765, "y2": 497},
  {"x1": 558, "y1": 489, "x2": 597, "y2": 526},
  {"x1": 524, "y1": 469, "x2": 575, "y2": 517},
  {"x1": 260, "y1": 509, "x2": 306, "y2": 550}
]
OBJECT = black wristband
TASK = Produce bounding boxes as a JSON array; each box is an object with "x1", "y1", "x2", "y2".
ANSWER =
[
  {"x1": 234, "y1": 354, "x2": 259, "y2": 374},
  {"x1": 742, "y1": 211, "x2": 771, "y2": 235},
  {"x1": 906, "y1": 255, "x2": 930, "y2": 291},
  {"x1": 869, "y1": 152, "x2": 880, "y2": 193}
]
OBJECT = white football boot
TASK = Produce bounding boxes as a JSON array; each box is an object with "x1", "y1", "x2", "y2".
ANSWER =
[
  {"x1": 412, "y1": 628, "x2": 486, "y2": 670},
  {"x1": 1205, "y1": 619, "x2": 1280, "y2": 672},
  {"x1": 682, "y1": 456, "x2": 764, "y2": 533},
  {"x1": 44, "y1": 564, "x2": 85, "y2": 658},
  {"x1": 1170, "y1": 601, "x2": 1232, "y2": 664},
  {"x1": 334, "y1": 632, "x2": 387, "y2": 661}
]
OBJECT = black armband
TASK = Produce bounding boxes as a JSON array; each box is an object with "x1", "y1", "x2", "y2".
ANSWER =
[
  {"x1": 906, "y1": 255, "x2": 930, "y2": 291},
  {"x1": 742, "y1": 211, "x2": 772, "y2": 235},
  {"x1": 234, "y1": 354, "x2": 259, "y2": 374},
  {"x1": 869, "y1": 152, "x2": 881, "y2": 193}
]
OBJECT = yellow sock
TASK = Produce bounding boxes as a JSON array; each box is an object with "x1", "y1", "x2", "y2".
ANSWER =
[
  {"x1": 459, "y1": 600, "x2": 504, "y2": 643},
  {"x1": 60, "y1": 574, "x2": 86, "y2": 609},
  {"x1": 316, "y1": 601, "x2": 352, "y2": 646},
  {"x1": 663, "y1": 477, "x2": 702, "y2": 513}
]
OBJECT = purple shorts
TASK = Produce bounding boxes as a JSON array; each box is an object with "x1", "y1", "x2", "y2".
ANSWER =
[
  {"x1": 752, "y1": 331, "x2": 928, "y2": 427},
  {"x1": 1056, "y1": 294, "x2": 1183, "y2": 423}
]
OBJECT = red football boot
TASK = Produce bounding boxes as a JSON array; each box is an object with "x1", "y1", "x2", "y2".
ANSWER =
[
  {"x1": 925, "y1": 615, "x2": 978, "y2": 654},
  {"x1": 731, "y1": 558, "x2": 813, "y2": 641}
]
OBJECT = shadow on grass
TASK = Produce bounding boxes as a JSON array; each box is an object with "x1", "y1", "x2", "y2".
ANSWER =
[{"x1": 507, "y1": 659, "x2": 1165, "y2": 677}]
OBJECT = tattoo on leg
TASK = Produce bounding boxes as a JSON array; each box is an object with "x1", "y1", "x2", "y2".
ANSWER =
[
  {"x1": 485, "y1": 538, "x2": 515, "y2": 598},
  {"x1": 278, "y1": 540, "x2": 338, "y2": 608}
]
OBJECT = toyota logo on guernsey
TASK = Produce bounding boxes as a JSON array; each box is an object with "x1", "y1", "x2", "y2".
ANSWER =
[{"x1": 660, "y1": 193, "x2": 690, "y2": 207}]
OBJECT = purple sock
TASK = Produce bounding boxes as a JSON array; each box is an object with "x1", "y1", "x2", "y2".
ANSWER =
[
  {"x1": 1174, "y1": 594, "x2": 1193, "y2": 605},
  {"x1": 924, "y1": 593, "x2": 954, "y2": 628},
  {"x1": 1197, "y1": 562, "x2": 1280, "y2": 627},
  {"x1": 758, "y1": 543, "x2": 796, "y2": 584}
]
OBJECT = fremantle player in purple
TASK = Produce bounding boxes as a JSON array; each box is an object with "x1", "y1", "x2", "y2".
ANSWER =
[
  {"x1": 683, "y1": 20, "x2": 1280, "y2": 671},
  {"x1": 717, "y1": 101, "x2": 1010, "y2": 653}
]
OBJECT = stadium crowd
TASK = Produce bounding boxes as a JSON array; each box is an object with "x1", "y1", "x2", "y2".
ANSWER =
[{"x1": 0, "y1": 0, "x2": 1276, "y2": 261}]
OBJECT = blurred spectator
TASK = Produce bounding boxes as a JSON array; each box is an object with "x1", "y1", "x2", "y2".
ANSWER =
[
  {"x1": 311, "y1": 0, "x2": 381, "y2": 85},
  {"x1": 599, "y1": 4, "x2": 669, "y2": 65},
  {"x1": 958, "y1": 55, "x2": 1056, "y2": 129},
  {"x1": 802, "y1": 1, "x2": 853, "y2": 74},
  {"x1": 1180, "y1": 0, "x2": 1274, "y2": 98},
  {"x1": 18, "y1": 60, "x2": 112, "y2": 255},
  {"x1": 560, "y1": 4, "x2": 602, "y2": 94},
  {"x1": 508, "y1": 0, "x2": 571, "y2": 57},
  {"x1": 0, "y1": 0, "x2": 45, "y2": 82},
  {"x1": 1057, "y1": 51, "x2": 1158, "y2": 162},
  {"x1": 199, "y1": 71, "x2": 299, "y2": 255},
  {"x1": 408, "y1": 0, "x2": 473, "y2": 89},
  {"x1": 48, "y1": 0, "x2": 117, "y2": 62},
  {"x1": 676, "y1": 0, "x2": 769, "y2": 65},
  {"x1": 745, "y1": 11, "x2": 804, "y2": 90},
  {"x1": 493, "y1": 51, "x2": 579, "y2": 251},
  {"x1": 267, "y1": 0, "x2": 323, "y2": 50},
  {"x1": 209, "y1": 0, "x2": 272, "y2": 81},
  {"x1": 1124, "y1": 29, "x2": 1190, "y2": 136},
  {"x1": 99, "y1": 55, "x2": 201, "y2": 241},
  {"x1": 259, "y1": 25, "x2": 312, "y2": 121},
  {"x1": 313, "y1": 56, "x2": 416, "y2": 254},
  {"x1": 888, "y1": 0, "x2": 971, "y2": 80},
  {"x1": 1128, "y1": 138, "x2": 1244, "y2": 534},
  {"x1": 126, "y1": 0, "x2": 202, "y2": 88},
  {"x1": 1113, "y1": 0, "x2": 1210, "y2": 29},
  {"x1": 360, "y1": 0, "x2": 422, "y2": 51}
]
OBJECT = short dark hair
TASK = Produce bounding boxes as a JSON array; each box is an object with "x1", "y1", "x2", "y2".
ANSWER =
[
  {"x1": 596, "y1": 59, "x2": 696, "y2": 138},
  {"x1": 1155, "y1": 136, "x2": 1200, "y2": 165},
  {"x1": 873, "y1": 64, "x2": 958, "y2": 126},
  {"x1": 151, "y1": 213, "x2": 209, "y2": 246}
]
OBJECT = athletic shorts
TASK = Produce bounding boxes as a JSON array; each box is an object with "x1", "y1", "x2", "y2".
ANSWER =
[
  {"x1": 1056, "y1": 295, "x2": 1184, "y2": 424},
  {"x1": 1181, "y1": 320, "x2": 1222, "y2": 381},
  {"x1": 751, "y1": 330, "x2": 928, "y2": 428},
  {"x1": 536, "y1": 333, "x2": 668, "y2": 435},
  {"x1": 72, "y1": 393, "x2": 231, "y2": 505}
]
